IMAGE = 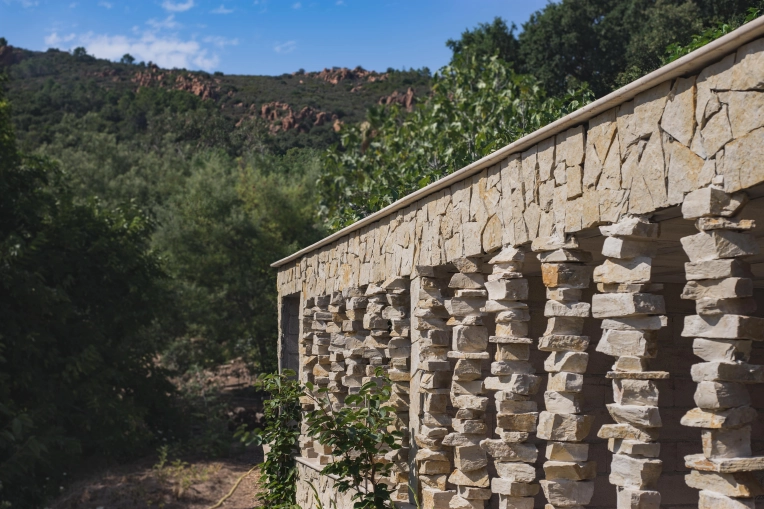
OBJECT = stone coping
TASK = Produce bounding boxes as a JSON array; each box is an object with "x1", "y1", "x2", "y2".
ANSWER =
[{"x1": 271, "y1": 16, "x2": 764, "y2": 268}]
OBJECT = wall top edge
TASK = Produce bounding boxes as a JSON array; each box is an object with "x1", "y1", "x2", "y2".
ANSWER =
[{"x1": 271, "y1": 16, "x2": 764, "y2": 269}]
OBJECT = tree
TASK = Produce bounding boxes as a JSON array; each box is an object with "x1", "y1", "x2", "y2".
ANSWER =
[
  {"x1": 72, "y1": 46, "x2": 89, "y2": 59},
  {"x1": 120, "y1": 53, "x2": 135, "y2": 64},
  {"x1": 319, "y1": 53, "x2": 592, "y2": 229},
  {"x1": 446, "y1": 17, "x2": 521, "y2": 64}
]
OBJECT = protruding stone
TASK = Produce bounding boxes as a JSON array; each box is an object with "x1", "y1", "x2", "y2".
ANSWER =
[
  {"x1": 681, "y1": 406, "x2": 757, "y2": 429},
  {"x1": 544, "y1": 300, "x2": 591, "y2": 318},
  {"x1": 593, "y1": 257, "x2": 653, "y2": 284},
  {"x1": 541, "y1": 263, "x2": 592, "y2": 289},
  {"x1": 608, "y1": 439, "x2": 660, "y2": 457},
  {"x1": 548, "y1": 372, "x2": 584, "y2": 392},
  {"x1": 687, "y1": 454, "x2": 764, "y2": 473},
  {"x1": 685, "y1": 259, "x2": 753, "y2": 280},
  {"x1": 544, "y1": 351, "x2": 589, "y2": 373},
  {"x1": 602, "y1": 237, "x2": 658, "y2": 259},
  {"x1": 490, "y1": 478, "x2": 539, "y2": 497},
  {"x1": 685, "y1": 469, "x2": 763, "y2": 497},
  {"x1": 539, "y1": 479, "x2": 594, "y2": 507},
  {"x1": 693, "y1": 338, "x2": 752, "y2": 363},
  {"x1": 591, "y1": 293, "x2": 665, "y2": 318},
  {"x1": 543, "y1": 460, "x2": 597, "y2": 481},
  {"x1": 538, "y1": 335, "x2": 590, "y2": 352},
  {"x1": 423, "y1": 488, "x2": 456, "y2": 509},
  {"x1": 694, "y1": 381, "x2": 751, "y2": 409},
  {"x1": 545, "y1": 442, "x2": 589, "y2": 461},
  {"x1": 617, "y1": 488, "x2": 661, "y2": 509},
  {"x1": 453, "y1": 325, "x2": 489, "y2": 353},
  {"x1": 449, "y1": 467, "x2": 490, "y2": 488},
  {"x1": 480, "y1": 439, "x2": 538, "y2": 462},
  {"x1": 681, "y1": 187, "x2": 748, "y2": 220},
  {"x1": 610, "y1": 454, "x2": 662, "y2": 488},
  {"x1": 486, "y1": 279, "x2": 529, "y2": 301},
  {"x1": 607, "y1": 404, "x2": 662, "y2": 427},
  {"x1": 597, "y1": 329, "x2": 656, "y2": 358},
  {"x1": 698, "y1": 490, "x2": 754, "y2": 509},
  {"x1": 690, "y1": 361, "x2": 764, "y2": 384},
  {"x1": 702, "y1": 426, "x2": 752, "y2": 459},
  {"x1": 537, "y1": 411, "x2": 594, "y2": 442},
  {"x1": 494, "y1": 462, "x2": 536, "y2": 483},
  {"x1": 544, "y1": 391, "x2": 583, "y2": 413},
  {"x1": 600, "y1": 217, "x2": 659, "y2": 239},
  {"x1": 680, "y1": 231, "x2": 758, "y2": 263},
  {"x1": 682, "y1": 315, "x2": 764, "y2": 341}
]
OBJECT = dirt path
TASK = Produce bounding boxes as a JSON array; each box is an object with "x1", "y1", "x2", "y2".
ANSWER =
[{"x1": 50, "y1": 450, "x2": 263, "y2": 509}]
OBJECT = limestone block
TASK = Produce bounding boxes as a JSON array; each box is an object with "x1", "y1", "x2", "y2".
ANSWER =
[
  {"x1": 485, "y1": 374, "x2": 541, "y2": 395},
  {"x1": 421, "y1": 371, "x2": 451, "y2": 389},
  {"x1": 661, "y1": 75, "x2": 695, "y2": 146},
  {"x1": 593, "y1": 257, "x2": 652, "y2": 284},
  {"x1": 613, "y1": 356, "x2": 649, "y2": 372},
  {"x1": 542, "y1": 263, "x2": 592, "y2": 289},
  {"x1": 451, "y1": 395, "x2": 489, "y2": 412},
  {"x1": 486, "y1": 279, "x2": 529, "y2": 301},
  {"x1": 544, "y1": 351, "x2": 589, "y2": 374},
  {"x1": 490, "y1": 478, "x2": 539, "y2": 497},
  {"x1": 449, "y1": 467, "x2": 490, "y2": 488},
  {"x1": 495, "y1": 462, "x2": 536, "y2": 483},
  {"x1": 545, "y1": 300, "x2": 591, "y2": 318},
  {"x1": 539, "y1": 479, "x2": 594, "y2": 507},
  {"x1": 421, "y1": 460, "x2": 453, "y2": 474},
  {"x1": 680, "y1": 231, "x2": 758, "y2": 263},
  {"x1": 682, "y1": 278, "x2": 753, "y2": 300},
  {"x1": 496, "y1": 343, "x2": 531, "y2": 361},
  {"x1": 545, "y1": 442, "x2": 589, "y2": 461},
  {"x1": 694, "y1": 338, "x2": 752, "y2": 363},
  {"x1": 687, "y1": 454, "x2": 764, "y2": 474},
  {"x1": 591, "y1": 293, "x2": 665, "y2": 318},
  {"x1": 610, "y1": 454, "x2": 662, "y2": 489},
  {"x1": 490, "y1": 246, "x2": 526, "y2": 263},
  {"x1": 538, "y1": 335, "x2": 590, "y2": 352},
  {"x1": 720, "y1": 127, "x2": 764, "y2": 193},
  {"x1": 696, "y1": 297, "x2": 757, "y2": 317},
  {"x1": 547, "y1": 288, "x2": 583, "y2": 302},
  {"x1": 668, "y1": 141, "x2": 709, "y2": 205},
  {"x1": 685, "y1": 259, "x2": 753, "y2": 281},
  {"x1": 450, "y1": 272, "x2": 486, "y2": 289},
  {"x1": 601, "y1": 315, "x2": 667, "y2": 331},
  {"x1": 492, "y1": 361, "x2": 536, "y2": 376},
  {"x1": 496, "y1": 412, "x2": 539, "y2": 432},
  {"x1": 690, "y1": 361, "x2": 764, "y2": 384},
  {"x1": 531, "y1": 236, "x2": 579, "y2": 252},
  {"x1": 545, "y1": 317, "x2": 585, "y2": 335},
  {"x1": 597, "y1": 329, "x2": 657, "y2": 358},
  {"x1": 608, "y1": 439, "x2": 660, "y2": 457},
  {"x1": 453, "y1": 325, "x2": 489, "y2": 353},
  {"x1": 454, "y1": 359, "x2": 483, "y2": 381},
  {"x1": 480, "y1": 439, "x2": 538, "y2": 462},
  {"x1": 600, "y1": 216, "x2": 659, "y2": 239},
  {"x1": 495, "y1": 321, "x2": 530, "y2": 338},
  {"x1": 681, "y1": 406, "x2": 757, "y2": 429},
  {"x1": 701, "y1": 103, "x2": 734, "y2": 155},
  {"x1": 694, "y1": 381, "x2": 751, "y2": 410},
  {"x1": 452, "y1": 380, "x2": 485, "y2": 396},
  {"x1": 698, "y1": 490, "x2": 754, "y2": 509},
  {"x1": 607, "y1": 404, "x2": 662, "y2": 427},
  {"x1": 544, "y1": 461, "x2": 596, "y2": 481},
  {"x1": 443, "y1": 433, "x2": 482, "y2": 447},
  {"x1": 496, "y1": 399, "x2": 538, "y2": 414},
  {"x1": 490, "y1": 304, "x2": 531, "y2": 320},
  {"x1": 537, "y1": 411, "x2": 594, "y2": 442},
  {"x1": 617, "y1": 488, "x2": 661, "y2": 509},
  {"x1": 683, "y1": 315, "x2": 764, "y2": 340},
  {"x1": 446, "y1": 298, "x2": 486, "y2": 317},
  {"x1": 538, "y1": 249, "x2": 592, "y2": 263},
  {"x1": 454, "y1": 445, "x2": 488, "y2": 472},
  {"x1": 458, "y1": 486, "x2": 493, "y2": 500},
  {"x1": 497, "y1": 496, "x2": 534, "y2": 509},
  {"x1": 602, "y1": 237, "x2": 658, "y2": 260},
  {"x1": 613, "y1": 379, "x2": 660, "y2": 406},
  {"x1": 449, "y1": 495, "x2": 483, "y2": 509},
  {"x1": 423, "y1": 488, "x2": 456, "y2": 509},
  {"x1": 696, "y1": 216, "x2": 756, "y2": 231},
  {"x1": 597, "y1": 424, "x2": 660, "y2": 442},
  {"x1": 686, "y1": 469, "x2": 763, "y2": 497},
  {"x1": 548, "y1": 372, "x2": 584, "y2": 392},
  {"x1": 702, "y1": 426, "x2": 752, "y2": 460}
]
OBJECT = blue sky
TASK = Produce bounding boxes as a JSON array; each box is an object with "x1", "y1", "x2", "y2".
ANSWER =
[{"x1": 1, "y1": 0, "x2": 551, "y2": 75}]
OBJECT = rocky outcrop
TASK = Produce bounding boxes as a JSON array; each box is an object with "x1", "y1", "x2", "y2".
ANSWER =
[
  {"x1": 131, "y1": 64, "x2": 218, "y2": 100},
  {"x1": 257, "y1": 101, "x2": 338, "y2": 133},
  {"x1": 303, "y1": 66, "x2": 388, "y2": 85},
  {"x1": 378, "y1": 87, "x2": 416, "y2": 111}
]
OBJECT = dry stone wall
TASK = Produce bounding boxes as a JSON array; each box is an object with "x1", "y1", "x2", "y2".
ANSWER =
[{"x1": 279, "y1": 33, "x2": 764, "y2": 509}]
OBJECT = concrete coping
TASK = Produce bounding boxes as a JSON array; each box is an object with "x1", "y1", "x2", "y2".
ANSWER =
[{"x1": 271, "y1": 16, "x2": 764, "y2": 268}]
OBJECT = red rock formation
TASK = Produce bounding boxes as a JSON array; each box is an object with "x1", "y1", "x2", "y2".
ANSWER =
[
  {"x1": 302, "y1": 66, "x2": 388, "y2": 85},
  {"x1": 378, "y1": 87, "x2": 416, "y2": 111}
]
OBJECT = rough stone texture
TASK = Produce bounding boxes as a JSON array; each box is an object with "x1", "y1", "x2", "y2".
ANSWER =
[{"x1": 279, "y1": 34, "x2": 764, "y2": 509}]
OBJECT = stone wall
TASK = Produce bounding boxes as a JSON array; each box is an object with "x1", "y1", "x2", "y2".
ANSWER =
[
  {"x1": 276, "y1": 37, "x2": 764, "y2": 301},
  {"x1": 278, "y1": 30, "x2": 764, "y2": 509}
]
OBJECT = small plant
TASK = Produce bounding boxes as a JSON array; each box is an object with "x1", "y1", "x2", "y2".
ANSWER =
[
  {"x1": 237, "y1": 369, "x2": 302, "y2": 508},
  {"x1": 304, "y1": 367, "x2": 403, "y2": 509}
]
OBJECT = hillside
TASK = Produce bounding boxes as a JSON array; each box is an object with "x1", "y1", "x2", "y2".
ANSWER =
[{"x1": 0, "y1": 43, "x2": 431, "y2": 154}]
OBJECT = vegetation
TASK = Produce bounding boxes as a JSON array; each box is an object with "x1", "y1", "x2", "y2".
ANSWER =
[
  {"x1": 304, "y1": 370, "x2": 403, "y2": 509},
  {"x1": 237, "y1": 370, "x2": 302, "y2": 509},
  {"x1": 0, "y1": 0, "x2": 762, "y2": 505},
  {"x1": 319, "y1": 53, "x2": 592, "y2": 228}
]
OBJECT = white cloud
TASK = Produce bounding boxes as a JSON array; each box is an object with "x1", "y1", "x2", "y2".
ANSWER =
[
  {"x1": 147, "y1": 15, "x2": 180, "y2": 30},
  {"x1": 336, "y1": 0, "x2": 344, "y2": 5},
  {"x1": 43, "y1": 30, "x2": 220, "y2": 70},
  {"x1": 69, "y1": 2, "x2": 78, "y2": 7},
  {"x1": 273, "y1": 40, "x2": 296, "y2": 54},
  {"x1": 291, "y1": 2, "x2": 301, "y2": 8},
  {"x1": 210, "y1": 4, "x2": 233, "y2": 14},
  {"x1": 98, "y1": 1, "x2": 112, "y2": 8},
  {"x1": 161, "y1": 0, "x2": 194, "y2": 12},
  {"x1": 203, "y1": 35, "x2": 239, "y2": 48},
  {"x1": 44, "y1": 32, "x2": 76, "y2": 46}
]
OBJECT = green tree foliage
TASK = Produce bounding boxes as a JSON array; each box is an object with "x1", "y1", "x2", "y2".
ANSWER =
[
  {"x1": 0, "y1": 80, "x2": 174, "y2": 506},
  {"x1": 304, "y1": 370, "x2": 403, "y2": 509},
  {"x1": 448, "y1": 0, "x2": 763, "y2": 97},
  {"x1": 319, "y1": 53, "x2": 592, "y2": 229},
  {"x1": 237, "y1": 369, "x2": 302, "y2": 508}
]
